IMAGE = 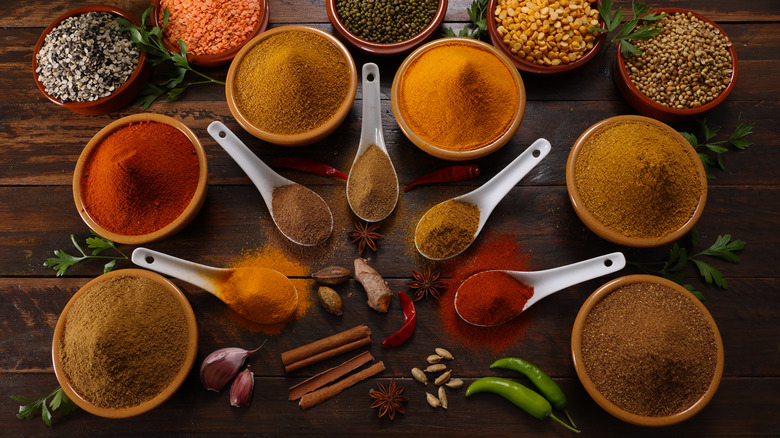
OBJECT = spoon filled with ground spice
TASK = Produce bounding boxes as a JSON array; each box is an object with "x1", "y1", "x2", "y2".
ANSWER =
[
  {"x1": 132, "y1": 247, "x2": 298, "y2": 324},
  {"x1": 208, "y1": 121, "x2": 333, "y2": 246},
  {"x1": 455, "y1": 252, "x2": 626, "y2": 327},
  {"x1": 414, "y1": 138, "x2": 551, "y2": 260},
  {"x1": 346, "y1": 63, "x2": 399, "y2": 222}
]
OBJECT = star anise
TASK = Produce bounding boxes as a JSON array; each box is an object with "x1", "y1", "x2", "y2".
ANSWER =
[
  {"x1": 347, "y1": 221, "x2": 383, "y2": 255},
  {"x1": 369, "y1": 379, "x2": 408, "y2": 420},
  {"x1": 408, "y1": 265, "x2": 445, "y2": 301}
]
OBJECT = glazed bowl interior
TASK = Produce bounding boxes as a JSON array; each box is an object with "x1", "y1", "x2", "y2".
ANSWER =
[
  {"x1": 52, "y1": 269, "x2": 198, "y2": 419},
  {"x1": 73, "y1": 113, "x2": 209, "y2": 245},
  {"x1": 565, "y1": 115, "x2": 707, "y2": 247},
  {"x1": 326, "y1": 0, "x2": 448, "y2": 56},
  {"x1": 571, "y1": 274, "x2": 724, "y2": 426},
  {"x1": 391, "y1": 37, "x2": 526, "y2": 161},
  {"x1": 225, "y1": 25, "x2": 358, "y2": 146}
]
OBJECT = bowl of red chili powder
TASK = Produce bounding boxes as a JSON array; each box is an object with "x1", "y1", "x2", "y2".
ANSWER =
[{"x1": 73, "y1": 113, "x2": 208, "y2": 244}]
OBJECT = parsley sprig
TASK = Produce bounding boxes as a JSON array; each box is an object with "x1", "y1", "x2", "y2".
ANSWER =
[
  {"x1": 44, "y1": 233, "x2": 128, "y2": 276},
  {"x1": 629, "y1": 227, "x2": 746, "y2": 299},
  {"x1": 12, "y1": 386, "x2": 77, "y2": 427},
  {"x1": 442, "y1": 0, "x2": 489, "y2": 40},
  {"x1": 680, "y1": 114, "x2": 755, "y2": 179},
  {"x1": 117, "y1": 8, "x2": 225, "y2": 109},
  {"x1": 591, "y1": 0, "x2": 665, "y2": 56}
]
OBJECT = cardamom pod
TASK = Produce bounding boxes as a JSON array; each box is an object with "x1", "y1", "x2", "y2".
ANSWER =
[
  {"x1": 427, "y1": 354, "x2": 442, "y2": 364},
  {"x1": 434, "y1": 370, "x2": 451, "y2": 386},
  {"x1": 445, "y1": 378, "x2": 464, "y2": 389},
  {"x1": 424, "y1": 364, "x2": 446, "y2": 373},
  {"x1": 435, "y1": 348, "x2": 454, "y2": 360},
  {"x1": 411, "y1": 367, "x2": 427, "y2": 385},
  {"x1": 438, "y1": 386, "x2": 448, "y2": 409},
  {"x1": 317, "y1": 286, "x2": 343, "y2": 316},
  {"x1": 426, "y1": 392, "x2": 441, "y2": 408},
  {"x1": 313, "y1": 265, "x2": 350, "y2": 285}
]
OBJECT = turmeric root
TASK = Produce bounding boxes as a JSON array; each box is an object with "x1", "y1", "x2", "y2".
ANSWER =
[{"x1": 353, "y1": 258, "x2": 393, "y2": 312}]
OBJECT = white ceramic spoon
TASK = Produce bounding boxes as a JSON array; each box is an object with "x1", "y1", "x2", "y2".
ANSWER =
[
  {"x1": 132, "y1": 247, "x2": 298, "y2": 324},
  {"x1": 207, "y1": 121, "x2": 333, "y2": 245},
  {"x1": 414, "y1": 138, "x2": 551, "y2": 260},
  {"x1": 455, "y1": 252, "x2": 626, "y2": 327},
  {"x1": 346, "y1": 63, "x2": 399, "y2": 222}
]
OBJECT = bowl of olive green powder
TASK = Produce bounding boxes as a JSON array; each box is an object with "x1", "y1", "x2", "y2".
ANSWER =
[{"x1": 52, "y1": 269, "x2": 197, "y2": 418}]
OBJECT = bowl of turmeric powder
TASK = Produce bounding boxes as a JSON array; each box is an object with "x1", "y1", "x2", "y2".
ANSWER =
[{"x1": 565, "y1": 115, "x2": 707, "y2": 247}]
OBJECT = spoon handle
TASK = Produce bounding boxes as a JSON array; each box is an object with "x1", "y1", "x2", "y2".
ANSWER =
[
  {"x1": 528, "y1": 252, "x2": 626, "y2": 299},
  {"x1": 358, "y1": 63, "x2": 385, "y2": 153},
  {"x1": 131, "y1": 247, "x2": 225, "y2": 295}
]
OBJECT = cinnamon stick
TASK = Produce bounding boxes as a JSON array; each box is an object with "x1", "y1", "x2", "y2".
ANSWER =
[
  {"x1": 284, "y1": 337, "x2": 371, "y2": 373},
  {"x1": 299, "y1": 361, "x2": 386, "y2": 410},
  {"x1": 288, "y1": 351, "x2": 374, "y2": 400},
  {"x1": 282, "y1": 325, "x2": 371, "y2": 371}
]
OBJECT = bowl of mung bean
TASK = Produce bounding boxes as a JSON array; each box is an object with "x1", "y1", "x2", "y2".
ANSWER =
[
  {"x1": 32, "y1": 5, "x2": 151, "y2": 115},
  {"x1": 487, "y1": 0, "x2": 606, "y2": 75},
  {"x1": 614, "y1": 8, "x2": 737, "y2": 123},
  {"x1": 571, "y1": 274, "x2": 724, "y2": 426},
  {"x1": 326, "y1": 0, "x2": 448, "y2": 56}
]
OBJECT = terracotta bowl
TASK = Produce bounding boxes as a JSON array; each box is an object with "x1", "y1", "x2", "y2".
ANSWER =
[
  {"x1": 571, "y1": 274, "x2": 724, "y2": 426},
  {"x1": 326, "y1": 0, "x2": 448, "y2": 56},
  {"x1": 32, "y1": 5, "x2": 151, "y2": 115},
  {"x1": 565, "y1": 115, "x2": 707, "y2": 247},
  {"x1": 486, "y1": 0, "x2": 606, "y2": 75},
  {"x1": 391, "y1": 37, "x2": 526, "y2": 161},
  {"x1": 151, "y1": 0, "x2": 270, "y2": 66},
  {"x1": 614, "y1": 8, "x2": 738, "y2": 123},
  {"x1": 52, "y1": 269, "x2": 198, "y2": 419},
  {"x1": 225, "y1": 25, "x2": 358, "y2": 146},
  {"x1": 73, "y1": 113, "x2": 209, "y2": 245}
]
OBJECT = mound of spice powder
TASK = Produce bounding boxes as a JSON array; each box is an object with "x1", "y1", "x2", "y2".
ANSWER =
[
  {"x1": 271, "y1": 184, "x2": 333, "y2": 245},
  {"x1": 581, "y1": 282, "x2": 718, "y2": 417},
  {"x1": 455, "y1": 271, "x2": 534, "y2": 326},
  {"x1": 416, "y1": 199, "x2": 480, "y2": 259},
  {"x1": 346, "y1": 144, "x2": 398, "y2": 221}
]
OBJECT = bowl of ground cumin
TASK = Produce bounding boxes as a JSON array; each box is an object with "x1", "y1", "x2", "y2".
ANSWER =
[
  {"x1": 571, "y1": 275, "x2": 724, "y2": 426},
  {"x1": 614, "y1": 8, "x2": 737, "y2": 123},
  {"x1": 566, "y1": 115, "x2": 707, "y2": 247},
  {"x1": 52, "y1": 269, "x2": 198, "y2": 418}
]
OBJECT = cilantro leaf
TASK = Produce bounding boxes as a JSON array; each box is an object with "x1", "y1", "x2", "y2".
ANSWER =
[
  {"x1": 12, "y1": 386, "x2": 77, "y2": 427},
  {"x1": 44, "y1": 233, "x2": 128, "y2": 276}
]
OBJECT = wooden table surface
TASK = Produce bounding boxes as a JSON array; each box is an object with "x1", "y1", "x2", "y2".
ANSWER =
[{"x1": 2, "y1": 0, "x2": 778, "y2": 436}]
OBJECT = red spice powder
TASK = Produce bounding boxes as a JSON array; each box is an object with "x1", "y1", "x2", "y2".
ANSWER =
[{"x1": 456, "y1": 271, "x2": 534, "y2": 327}]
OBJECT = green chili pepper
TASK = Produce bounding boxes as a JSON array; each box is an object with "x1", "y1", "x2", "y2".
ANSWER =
[
  {"x1": 465, "y1": 377, "x2": 580, "y2": 433},
  {"x1": 490, "y1": 357, "x2": 576, "y2": 428}
]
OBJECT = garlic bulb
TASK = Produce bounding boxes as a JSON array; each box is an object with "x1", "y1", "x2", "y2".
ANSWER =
[{"x1": 200, "y1": 342, "x2": 264, "y2": 391}]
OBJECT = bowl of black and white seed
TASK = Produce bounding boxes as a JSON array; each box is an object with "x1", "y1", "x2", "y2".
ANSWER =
[
  {"x1": 614, "y1": 8, "x2": 737, "y2": 123},
  {"x1": 32, "y1": 5, "x2": 150, "y2": 115}
]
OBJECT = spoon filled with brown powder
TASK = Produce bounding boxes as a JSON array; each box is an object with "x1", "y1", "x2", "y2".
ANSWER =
[{"x1": 208, "y1": 121, "x2": 333, "y2": 245}]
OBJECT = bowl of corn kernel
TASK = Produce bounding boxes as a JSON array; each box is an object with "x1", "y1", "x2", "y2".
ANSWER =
[{"x1": 487, "y1": 0, "x2": 606, "y2": 74}]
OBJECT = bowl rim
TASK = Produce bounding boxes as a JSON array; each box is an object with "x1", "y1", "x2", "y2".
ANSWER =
[
  {"x1": 225, "y1": 25, "x2": 358, "y2": 146},
  {"x1": 390, "y1": 37, "x2": 526, "y2": 161},
  {"x1": 565, "y1": 114, "x2": 708, "y2": 247},
  {"x1": 31, "y1": 5, "x2": 150, "y2": 113},
  {"x1": 614, "y1": 7, "x2": 738, "y2": 120},
  {"x1": 325, "y1": 0, "x2": 449, "y2": 56},
  {"x1": 72, "y1": 113, "x2": 209, "y2": 245},
  {"x1": 150, "y1": 0, "x2": 270, "y2": 66},
  {"x1": 52, "y1": 268, "x2": 198, "y2": 418},
  {"x1": 571, "y1": 274, "x2": 725, "y2": 426},
  {"x1": 486, "y1": 0, "x2": 606, "y2": 75}
]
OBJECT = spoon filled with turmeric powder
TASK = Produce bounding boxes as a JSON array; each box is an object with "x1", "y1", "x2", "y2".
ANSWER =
[
  {"x1": 414, "y1": 138, "x2": 551, "y2": 260},
  {"x1": 131, "y1": 247, "x2": 298, "y2": 325}
]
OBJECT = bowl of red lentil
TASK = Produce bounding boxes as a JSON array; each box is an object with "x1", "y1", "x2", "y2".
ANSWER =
[
  {"x1": 614, "y1": 8, "x2": 737, "y2": 123},
  {"x1": 565, "y1": 115, "x2": 707, "y2": 247},
  {"x1": 326, "y1": 0, "x2": 448, "y2": 56},
  {"x1": 571, "y1": 274, "x2": 724, "y2": 426},
  {"x1": 151, "y1": 0, "x2": 270, "y2": 66},
  {"x1": 73, "y1": 113, "x2": 209, "y2": 245},
  {"x1": 32, "y1": 5, "x2": 151, "y2": 115},
  {"x1": 486, "y1": 0, "x2": 606, "y2": 75},
  {"x1": 52, "y1": 269, "x2": 198, "y2": 418}
]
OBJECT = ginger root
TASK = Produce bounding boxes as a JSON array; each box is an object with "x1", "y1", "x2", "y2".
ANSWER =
[{"x1": 353, "y1": 258, "x2": 393, "y2": 312}]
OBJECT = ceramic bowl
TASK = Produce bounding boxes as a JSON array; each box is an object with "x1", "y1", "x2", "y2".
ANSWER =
[
  {"x1": 151, "y1": 0, "x2": 270, "y2": 66},
  {"x1": 32, "y1": 5, "x2": 151, "y2": 115},
  {"x1": 614, "y1": 8, "x2": 738, "y2": 123},
  {"x1": 391, "y1": 37, "x2": 526, "y2": 161},
  {"x1": 565, "y1": 115, "x2": 707, "y2": 247},
  {"x1": 52, "y1": 269, "x2": 198, "y2": 418},
  {"x1": 225, "y1": 25, "x2": 358, "y2": 146},
  {"x1": 326, "y1": 0, "x2": 448, "y2": 56},
  {"x1": 486, "y1": 0, "x2": 606, "y2": 75},
  {"x1": 73, "y1": 113, "x2": 209, "y2": 244},
  {"x1": 571, "y1": 274, "x2": 724, "y2": 426}
]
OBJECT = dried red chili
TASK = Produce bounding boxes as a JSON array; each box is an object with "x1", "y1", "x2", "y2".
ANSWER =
[
  {"x1": 269, "y1": 157, "x2": 348, "y2": 180},
  {"x1": 382, "y1": 292, "x2": 416, "y2": 348},
  {"x1": 404, "y1": 165, "x2": 480, "y2": 192}
]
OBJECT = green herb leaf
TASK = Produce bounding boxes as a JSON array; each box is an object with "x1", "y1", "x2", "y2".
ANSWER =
[
  {"x1": 12, "y1": 386, "x2": 77, "y2": 427},
  {"x1": 599, "y1": 0, "x2": 664, "y2": 56},
  {"x1": 44, "y1": 234, "x2": 128, "y2": 276},
  {"x1": 728, "y1": 114, "x2": 755, "y2": 150},
  {"x1": 695, "y1": 234, "x2": 746, "y2": 263},
  {"x1": 691, "y1": 259, "x2": 728, "y2": 289},
  {"x1": 682, "y1": 114, "x2": 754, "y2": 176},
  {"x1": 442, "y1": 0, "x2": 489, "y2": 40}
]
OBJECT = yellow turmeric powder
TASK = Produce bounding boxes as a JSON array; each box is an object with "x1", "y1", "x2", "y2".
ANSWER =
[{"x1": 218, "y1": 267, "x2": 298, "y2": 325}]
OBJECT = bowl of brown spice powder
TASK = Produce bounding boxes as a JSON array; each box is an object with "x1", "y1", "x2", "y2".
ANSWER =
[
  {"x1": 52, "y1": 269, "x2": 198, "y2": 418},
  {"x1": 571, "y1": 275, "x2": 724, "y2": 426}
]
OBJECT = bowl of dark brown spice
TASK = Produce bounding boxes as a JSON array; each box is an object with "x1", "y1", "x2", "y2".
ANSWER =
[
  {"x1": 614, "y1": 8, "x2": 737, "y2": 123},
  {"x1": 52, "y1": 269, "x2": 198, "y2": 418},
  {"x1": 571, "y1": 275, "x2": 724, "y2": 426}
]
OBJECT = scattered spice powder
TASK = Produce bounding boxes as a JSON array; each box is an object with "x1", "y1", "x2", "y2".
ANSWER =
[
  {"x1": 581, "y1": 282, "x2": 718, "y2": 417},
  {"x1": 347, "y1": 144, "x2": 398, "y2": 221},
  {"x1": 455, "y1": 271, "x2": 534, "y2": 326},
  {"x1": 271, "y1": 184, "x2": 332, "y2": 245},
  {"x1": 415, "y1": 199, "x2": 480, "y2": 259},
  {"x1": 217, "y1": 266, "x2": 298, "y2": 324}
]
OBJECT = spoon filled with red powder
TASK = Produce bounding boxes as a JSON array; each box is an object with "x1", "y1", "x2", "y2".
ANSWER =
[{"x1": 454, "y1": 252, "x2": 625, "y2": 327}]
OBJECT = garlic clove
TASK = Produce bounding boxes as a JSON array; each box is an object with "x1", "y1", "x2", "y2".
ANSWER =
[
  {"x1": 200, "y1": 344, "x2": 264, "y2": 391},
  {"x1": 230, "y1": 367, "x2": 255, "y2": 407}
]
